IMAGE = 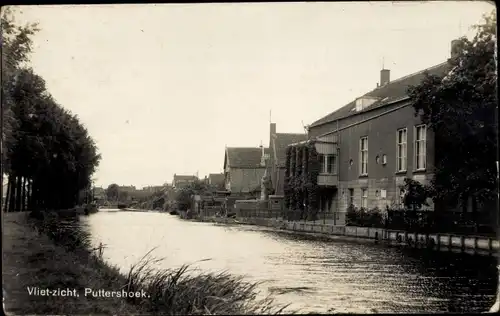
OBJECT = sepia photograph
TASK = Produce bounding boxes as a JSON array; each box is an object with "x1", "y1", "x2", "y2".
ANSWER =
[{"x1": 1, "y1": 1, "x2": 499, "y2": 314}]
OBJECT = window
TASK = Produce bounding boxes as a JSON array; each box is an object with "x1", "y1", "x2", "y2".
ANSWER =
[
  {"x1": 397, "y1": 128, "x2": 407, "y2": 172},
  {"x1": 361, "y1": 188, "x2": 368, "y2": 209},
  {"x1": 415, "y1": 125, "x2": 427, "y2": 170},
  {"x1": 380, "y1": 189, "x2": 387, "y2": 199},
  {"x1": 319, "y1": 154, "x2": 336, "y2": 174},
  {"x1": 326, "y1": 155, "x2": 336, "y2": 174},
  {"x1": 318, "y1": 154, "x2": 325, "y2": 173},
  {"x1": 382, "y1": 154, "x2": 387, "y2": 165},
  {"x1": 360, "y1": 137, "x2": 368, "y2": 175},
  {"x1": 348, "y1": 188, "x2": 354, "y2": 206}
]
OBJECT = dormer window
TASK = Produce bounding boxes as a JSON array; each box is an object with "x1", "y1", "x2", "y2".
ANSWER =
[{"x1": 354, "y1": 97, "x2": 379, "y2": 112}]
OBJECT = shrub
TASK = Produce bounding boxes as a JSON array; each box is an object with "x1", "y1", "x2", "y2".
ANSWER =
[{"x1": 346, "y1": 205, "x2": 385, "y2": 228}]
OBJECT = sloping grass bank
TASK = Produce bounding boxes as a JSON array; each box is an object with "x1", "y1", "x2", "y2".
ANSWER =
[{"x1": 3, "y1": 211, "x2": 288, "y2": 315}]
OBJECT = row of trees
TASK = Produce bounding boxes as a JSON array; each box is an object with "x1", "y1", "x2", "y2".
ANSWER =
[{"x1": 1, "y1": 8, "x2": 101, "y2": 213}]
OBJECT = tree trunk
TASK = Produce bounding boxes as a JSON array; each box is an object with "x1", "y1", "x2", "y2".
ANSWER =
[
  {"x1": 8, "y1": 174, "x2": 16, "y2": 213},
  {"x1": 15, "y1": 175, "x2": 22, "y2": 212},
  {"x1": 4, "y1": 175, "x2": 11, "y2": 212},
  {"x1": 27, "y1": 179, "x2": 32, "y2": 211},
  {"x1": 21, "y1": 177, "x2": 27, "y2": 212}
]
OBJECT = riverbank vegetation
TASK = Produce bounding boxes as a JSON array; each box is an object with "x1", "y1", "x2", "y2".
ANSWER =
[{"x1": 22, "y1": 211, "x2": 286, "y2": 315}]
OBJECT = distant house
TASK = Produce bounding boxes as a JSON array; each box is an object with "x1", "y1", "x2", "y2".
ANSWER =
[
  {"x1": 93, "y1": 186, "x2": 106, "y2": 200},
  {"x1": 172, "y1": 174, "x2": 197, "y2": 189},
  {"x1": 118, "y1": 185, "x2": 137, "y2": 193},
  {"x1": 142, "y1": 185, "x2": 164, "y2": 194},
  {"x1": 268, "y1": 123, "x2": 308, "y2": 195},
  {"x1": 208, "y1": 173, "x2": 225, "y2": 189},
  {"x1": 223, "y1": 146, "x2": 270, "y2": 194}
]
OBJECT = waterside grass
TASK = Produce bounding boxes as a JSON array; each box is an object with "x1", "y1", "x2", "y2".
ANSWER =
[{"x1": 4, "y1": 210, "x2": 289, "y2": 315}]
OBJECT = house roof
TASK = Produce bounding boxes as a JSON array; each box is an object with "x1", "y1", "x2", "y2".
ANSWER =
[
  {"x1": 309, "y1": 61, "x2": 451, "y2": 128},
  {"x1": 208, "y1": 173, "x2": 225, "y2": 184},
  {"x1": 225, "y1": 147, "x2": 269, "y2": 169},
  {"x1": 272, "y1": 133, "x2": 308, "y2": 167},
  {"x1": 173, "y1": 175, "x2": 197, "y2": 181}
]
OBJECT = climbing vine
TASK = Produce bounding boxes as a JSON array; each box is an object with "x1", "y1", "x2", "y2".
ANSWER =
[
  {"x1": 306, "y1": 141, "x2": 320, "y2": 220},
  {"x1": 284, "y1": 140, "x2": 320, "y2": 220},
  {"x1": 284, "y1": 147, "x2": 292, "y2": 209}
]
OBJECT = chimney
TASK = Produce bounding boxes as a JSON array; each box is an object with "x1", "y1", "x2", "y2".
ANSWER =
[
  {"x1": 380, "y1": 69, "x2": 390, "y2": 86},
  {"x1": 450, "y1": 39, "x2": 461, "y2": 60}
]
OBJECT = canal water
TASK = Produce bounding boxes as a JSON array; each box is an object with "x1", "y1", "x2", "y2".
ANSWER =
[{"x1": 81, "y1": 210, "x2": 498, "y2": 314}]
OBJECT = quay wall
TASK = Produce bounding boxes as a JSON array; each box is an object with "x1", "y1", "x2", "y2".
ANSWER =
[{"x1": 193, "y1": 215, "x2": 500, "y2": 255}]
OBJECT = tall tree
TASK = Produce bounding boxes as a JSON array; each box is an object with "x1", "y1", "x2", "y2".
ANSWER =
[
  {"x1": 407, "y1": 11, "x2": 497, "y2": 212},
  {"x1": 106, "y1": 184, "x2": 119, "y2": 201},
  {"x1": 2, "y1": 8, "x2": 101, "y2": 212}
]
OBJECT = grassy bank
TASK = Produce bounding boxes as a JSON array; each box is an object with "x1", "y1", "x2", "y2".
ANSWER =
[{"x1": 3, "y1": 211, "x2": 288, "y2": 315}]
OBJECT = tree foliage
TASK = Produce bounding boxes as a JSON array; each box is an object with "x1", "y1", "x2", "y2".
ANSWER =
[
  {"x1": 407, "y1": 11, "x2": 497, "y2": 210},
  {"x1": 402, "y1": 178, "x2": 433, "y2": 211},
  {"x1": 106, "y1": 184, "x2": 119, "y2": 201},
  {"x1": 2, "y1": 9, "x2": 101, "y2": 212}
]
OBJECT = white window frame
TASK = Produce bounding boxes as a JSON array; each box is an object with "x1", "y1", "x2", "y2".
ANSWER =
[
  {"x1": 347, "y1": 188, "x2": 354, "y2": 207},
  {"x1": 319, "y1": 154, "x2": 336, "y2": 174},
  {"x1": 414, "y1": 125, "x2": 427, "y2": 171},
  {"x1": 361, "y1": 188, "x2": 368, "y2": 209},
  {"x1": 396, "y1": 128, "x2": 407, "y2": 172},
  {"x1": 359, "y1": 137, "x2": 368, "y2": 176}
]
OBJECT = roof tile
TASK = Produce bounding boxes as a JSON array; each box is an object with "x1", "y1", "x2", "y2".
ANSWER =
[
  {"x1": 272, "y1": 133, "x2": 307, "y2": 167},
  {"x1": 226, "y1": 147, "x2": 269, "y2": 169}
]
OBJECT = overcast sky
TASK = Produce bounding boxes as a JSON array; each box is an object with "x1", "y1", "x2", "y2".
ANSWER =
[{"x1": 12, "y1": 1, "x2": 495, "y2": 189}]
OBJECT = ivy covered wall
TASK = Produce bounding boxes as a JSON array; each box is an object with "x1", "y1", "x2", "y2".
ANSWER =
[{"x1": 284, "y1": 141, "x2": 321, "y2": 219}]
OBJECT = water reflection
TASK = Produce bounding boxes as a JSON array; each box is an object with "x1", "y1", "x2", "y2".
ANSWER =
[{"x1": 81, "y1": 211, "x2": 498, "y2": 313}]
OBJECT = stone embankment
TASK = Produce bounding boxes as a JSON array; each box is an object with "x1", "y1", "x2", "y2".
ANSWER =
[{"x1": 192, "y1": 215, "x2": 500, "y2": 256}]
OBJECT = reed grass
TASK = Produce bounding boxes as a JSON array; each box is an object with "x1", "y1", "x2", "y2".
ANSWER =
[{"x1": 25, "y1": 210, "x2": 291, "y2": 315}]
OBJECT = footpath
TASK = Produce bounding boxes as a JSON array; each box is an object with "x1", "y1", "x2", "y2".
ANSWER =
[{"x1": 192, "y1": 214, "x2": 500, "y2": 257}]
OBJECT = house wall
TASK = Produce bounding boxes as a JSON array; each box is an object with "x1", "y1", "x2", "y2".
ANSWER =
[
  {"x1": 226, "y1": 168, "x2": 266, "y2": 193},
  {"x1": 275, "y1": 168, "x2": 286, "y2": 195},
  {"x1": 309, "y1": 102, "x2": 435, "y2": 213}
]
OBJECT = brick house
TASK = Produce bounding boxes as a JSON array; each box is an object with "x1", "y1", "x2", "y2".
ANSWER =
[
  {"x1": 286, "y1": 42, "x2": 462, "y2": 225},
  {"x1": 268, "y1": 123, "x2": 307, "y2": 195},
  {"x1": 223, "y1": 146, "x2": 270, "y2": 194}
]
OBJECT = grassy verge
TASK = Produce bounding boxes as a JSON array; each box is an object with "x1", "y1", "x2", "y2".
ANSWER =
[{"x1": 3, "y1": 211, "x2": 289, "y2": 315}]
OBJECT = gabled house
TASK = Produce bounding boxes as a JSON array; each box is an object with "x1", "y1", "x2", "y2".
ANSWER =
[
  {"x1": 285, "y1": 41, "x2": 462, "y2": 225},
  {"x1": 223, "y1": 146, "x2": 270, "y2": 194},
  {"x1": 172, "y1": 174, "x2": 197, "y2": 189},
  {"x1": 208, "y1": 173, "x2": 225, "y2": 190},
  {"x1": 268, "y1": 123, "x2": 307, "y2": 195}
]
